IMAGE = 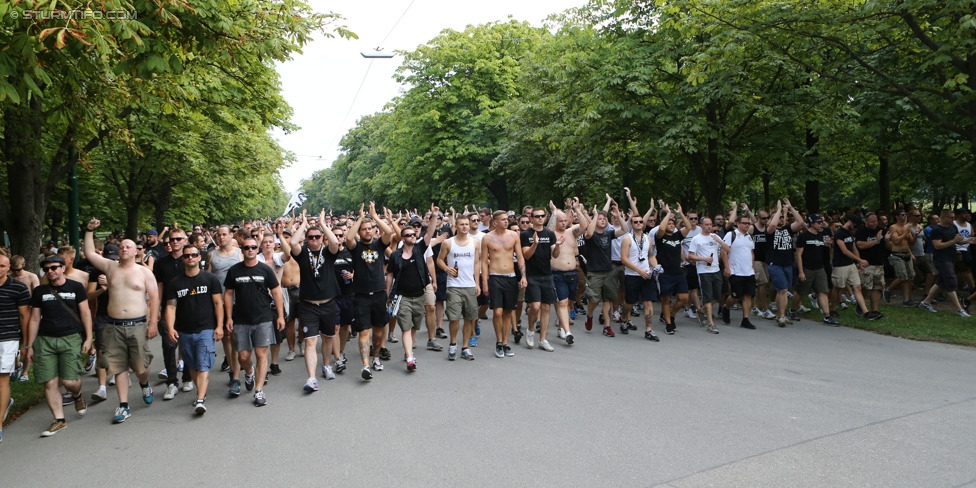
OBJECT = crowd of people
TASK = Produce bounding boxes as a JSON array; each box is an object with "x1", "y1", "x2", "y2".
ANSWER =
[{"x1": 1, "y1": 191, "x2": 974, "y2": 441}]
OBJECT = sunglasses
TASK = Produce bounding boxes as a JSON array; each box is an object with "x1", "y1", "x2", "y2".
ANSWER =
[
  {"x1": 519, "y1": 221, "x2": 530, "y2": 225},
  {"x1": 532, "y1": 214, "x2": 546, "y2": 218},
  {"x1": 182, "y1": 253, "x2": 201, "y2": 259},
  {"x1": 403, "y1": 233, "x2": 416, "y2": 238},
  {"x1": 689, "y1": 217, "x2": 698, "y2": 220},
  {"x1": 11, "y1": 268, "x2": 23, "y2": 272},
  {"x1": 241, "y1": 245, "x2": 259, "y2": 250},
  {"x1": 170, "y1": 237, "x2": 185, "y2": 241},
  {"x1": 43, "y1": 265, "x2": 62, "y2": 272},
  {"x1": 334, "y1": 234, "x2": 345, "y2": 238},
  {"x1": 136, "y1": 247, "x2": 144, "y2": 250},
  {"x1": 632, "y1": 220, "x2": 643, "y2": 223},
  {"x1": 306, "y1": 235, "x2": 323, "y2": 240}
]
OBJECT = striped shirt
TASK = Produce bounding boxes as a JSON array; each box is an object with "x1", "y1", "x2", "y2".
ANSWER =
[{"x1": 0, "y1": 277, "x2": 30, "y2": 341}]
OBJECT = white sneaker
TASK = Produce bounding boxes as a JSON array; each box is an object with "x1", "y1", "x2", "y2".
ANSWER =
[
  {"x1": 91, "y1": 387, "x2": 107, "y2": 402},
  {"x1": 181, "y1": 381, "x2": 194, "y2": 392},
  {"x1": 371, "y1": 358, "x2": 384, "y2": 371},
  {"x1": 685, "y1": 309, "x2": 697, "y2": 319},
  {"x1": 762, "y1": 310, "x2": 777, "y2": 320},
  {"x1": 751, "y1": 307, "x2": 762, "y2": 316},
  {"x1": 157, "y1": 369, "x2": 168, "y2": 380},
  {"x1": 557, "y1": 328, "x2": 567, "y2": 340},
  {"x1": 538, "y1": 340, "x2": 554, "y2": 352},
  {"x1": 322, "y1": 365, "x2": 335, "y2": 380},
  {"x1": 163, "y1": 384, "x2": 178, "y2": 400},
  {"x1": 525, "y1": 330, "x2": 535, "y2": 349},
  {"x1": 797, "y1": 305, "x2": 811, "y2": 313},
  {"x1": 611, "y1": 311, "x2": 621, "y2": 322},
  {"x1": 284, "y1": 350, "x2": 296, "y2": 361},
  {"x1": 808, "y1": 294, "x2": 820, "y2": 310},
  {"x1": 958, "y1": 310, "x2": 972, "y2": 318},
  {"x1": 769, "y1": 302, "x2": 778, "y2": 311}
]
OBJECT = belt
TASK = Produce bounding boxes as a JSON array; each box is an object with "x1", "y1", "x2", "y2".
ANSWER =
[
  {"x1": 108, "y1": 316, "x2": 146, "y2": 327},
  {"x1": 303, "y1": 298, "x2": 333, "y2": 305},
  {"x1": 612, "y1": 261, "x2": 622, "y2": 266},
  {"x1": 356, "y1": 291, "x2": 385, "y2": 296},
  {"x1": 286, "y1": 285, "x2": 300, "y2": 290}
]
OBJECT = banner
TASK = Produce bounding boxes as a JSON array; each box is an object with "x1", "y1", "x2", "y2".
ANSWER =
[{"x1": 282, "y1": 191, "x2": 308, "y2": 216}]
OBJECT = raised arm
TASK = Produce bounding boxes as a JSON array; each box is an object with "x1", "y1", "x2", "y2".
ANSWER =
[
  {"x1": 370, "y1": 202, "x2": 394, "y2": 245},
  {"x1": 82, "y1": 219, "x2": 113, "y2": 273}
]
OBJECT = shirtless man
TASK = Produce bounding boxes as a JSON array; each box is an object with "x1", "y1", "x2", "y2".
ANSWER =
[
  {"x1": 550, "y1": 200, "x2": 585, "y2": 346},
  {"x1": 481, "y1": 211, "x2": 527, "y2": 358},
  {"x1": 83, "y1": 219, "x2": 159, "y2": 424},
  {"x1": 883, "y1": 210, "x2": 917, "y2": 306},
  {"x1": 9, "y1": 256, "x2": 39, "y2": 294}
]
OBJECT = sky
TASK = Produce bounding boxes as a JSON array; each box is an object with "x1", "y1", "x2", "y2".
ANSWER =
[{"x1": 274, "y1": 0, "x2": 587, "y2": 194}]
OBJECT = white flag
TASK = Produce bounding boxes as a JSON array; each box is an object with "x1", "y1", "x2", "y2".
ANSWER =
[{"x1": 282, "y1": 191, "x2": 308, "y2": 216}]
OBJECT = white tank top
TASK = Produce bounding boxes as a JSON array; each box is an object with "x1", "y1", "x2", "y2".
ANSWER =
[
  {"x1": 623, "y1": 232, "x2": 651, "y2": 276},
  {"x1": 447, "y1": 237, "x2": 477, "y2": 288}
]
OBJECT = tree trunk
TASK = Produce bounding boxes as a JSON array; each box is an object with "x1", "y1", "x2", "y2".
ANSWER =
[
  {"x1": 878, "y1": 155, "x2": 890, "y2": 213},
  {"x1": 2, "y1": 98, "x2": 48, "y2": 273},
  {"x1": 761, "y1": 171, "x2": 771, "y2": 210},
  {"x1": 804, "y1": 130, "x2": 820, "y2": 213},
  {"x1": 487, "y1": 177, "x2": 509, "y2": 211},
  {"x1": 126, "y1": 203, "x2": 142, "y2": 240},
  {"x1": 153, "y1": 178, "x2": 174, "y2": 231}
]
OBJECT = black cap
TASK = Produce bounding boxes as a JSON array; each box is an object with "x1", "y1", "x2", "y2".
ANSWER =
[
  {"x1": 954, "y1": 207, "x2": 970, "y2": 214},
  {"x1": 103, "y1": 244, "x2": 120, "y2": 260},
  {"x1": 40, "y1": 255, "x2": 66, "y2": 267}
]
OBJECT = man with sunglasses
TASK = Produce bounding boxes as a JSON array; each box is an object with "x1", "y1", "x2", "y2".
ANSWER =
[
  {"x1": 750, "y1": 208, "x2": 775, "y2": 320},
  {"x1": 164, "y1": 247, "x2": 224, "y2": 413},
  {"x1": 347, "y1": 203, "x2": 395, "y2": 376},
  {"x1": 154, "y1": 228, "x2": 193, "y2": 400},
  {"x1": 282, "y1": 210, "x2": 342, "y2": 390},
  {"x1": 583, "y1": 195, "x2": 630, "y2": 336},
  {"x1": 83, "y1": 220, "x2": 158, "y2": 424},
  {"x1": 387, "y1": 227, "x2": 432, "y2": 371},
  {"x1": 796, "y1": 215, "x2": 842, "y2": 326},
  {"x1": 223, "y1": 238, "x2": 285, "y2": 406},
  {"x1": 25, "y1": 255, "x2": 93, "y2": 436},
  {"x1": 520, "y1": 208, "x2": 559, "y2": 351},
  {"x1": 8, "y1": 255, "x2": 39, "y2": 293},
  {"x1": 721, "y1": 215, "x2": 759, "y2": 329},
  {"x1": 883, "y1": 210, "x2": 917, "y2": 307}
]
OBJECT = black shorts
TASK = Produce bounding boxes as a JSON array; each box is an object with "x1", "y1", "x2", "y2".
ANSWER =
[
  {"x1": 488, "y1": 275, "x2": 519, "y2": 311},
  {"x1": 285, "y1": 286, "x2": 301, "y2": 321},
  {"x1": 525, "y1": 274, "x2": 557, "y2": 304},
  {"x1": 935, "y1": 259, "x2": 958, "y2": 292},
  {"x1": 624, "y1": 275, "x2": 658, "y2": 304},
  {"x1": 353, "y1": 292, "x2": 388, "y2": 332},
  {"x1": 685, "y1": 265, "x2": 700, "y2": 290},
  {"x1": 435, "y1": 272, "x2": 448, "y2": 302},
  {"x1": 729, "y1": 275, "x2": 757, "y2": 299},
  {"x1": 299, "y1": 300, "x2": 337, "y2": 337},
  {"x1": 334, "y1": 295, "x2": 355, "y2": 326},
  {"x1": 93, "y1": 316, "x2": 109, "y2": 352},
  {"x1": 659, "y1": 272, "x2": 689, "y2": 297}
]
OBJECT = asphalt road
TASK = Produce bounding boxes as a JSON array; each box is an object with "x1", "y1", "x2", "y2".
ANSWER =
[{"x1": 1, "y1": 309, "x2": 974, "y2": 488}]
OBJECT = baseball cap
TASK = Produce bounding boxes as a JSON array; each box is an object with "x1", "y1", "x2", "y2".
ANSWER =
[
  {"x1": 807, "y1": 214, "x2": 824, "y2": 224},
  {"x1": 40, "y1": 255, "x2": 66, "y2": 268},
  {"x1": 103, "y1": 244, "x2": 120, "y2": 260},
  {"x1": 146, "y1": 229, "x2": 159, "y2": 236},
  {"x1": 954, "y1": 207, "x2": 970, "y2": 214}
]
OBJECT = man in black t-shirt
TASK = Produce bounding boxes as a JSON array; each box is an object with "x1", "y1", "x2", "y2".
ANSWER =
[
  {"x1": 521, "y1": 209, "x2": 558, "y2": 350},
  {"x1": 154, "y1": 228, "x2": 189, "y2": 397},
  {"x1": 346, "y1": 202, "x2": 395, "y2": 378},
  {"x1": 795, "y1": 215, "x2": 840, "y2": 326},
  {"x1": 854, "y1": 213, "x2": 887, "y2": 319},
  {"x1": 919, "y1": 209, "x2": 974, "y2": 316},
  {"x1": 283, "y1": 210, "x2": 342, "y2": 391},
  {"x1": 165, "y1": 247, "x2": 224, "y2": 414},
  {"x1": 655, "y1": 204, "x2": 694, "y2": 334},
  {"x1": 583, "y1": 204, "x2": 629, "y2": 335},
  {"x1": 830, "y1": 218, "x2": 869, "y2": 316},
  {"x1": 223, "y1": 239, "x2": 284, "y2": 406},
  {"x1": 387, "y1": 228, "x2": 431, "y2": 372},
  {"x1": 25, "y1": 255, "x2": 92, "y2": 437},
  {"x1": 765, "y1": 199, "x2": 805, "y2": 326}
]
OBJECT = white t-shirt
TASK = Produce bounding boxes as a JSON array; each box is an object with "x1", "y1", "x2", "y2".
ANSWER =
[
  {"x1": 954, "y1": 222, "x2": 972, "y2": 252},
  {"x1": 723, "y1": 229, "x2": 755, "y2": 276},
  {"x1": 446, "y1": 237, "x2": 477, "y2": 288},
  {"x1": 688, "y1": 232, "x2": 721, "y2": 274},
  {"x1": 623, "y1": 232, "x2": 652, "y2": 276}
]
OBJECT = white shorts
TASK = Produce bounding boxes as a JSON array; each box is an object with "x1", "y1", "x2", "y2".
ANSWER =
[{"x1": 0, "y1": 340, "x2": 19, "y2": 373}]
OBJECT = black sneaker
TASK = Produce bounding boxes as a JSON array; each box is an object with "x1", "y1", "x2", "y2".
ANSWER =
[
  {"x1": 220, "y1": 357, "x2": 230, "y2": 372},
  {"x1": 379, "y1": 348, "x2": 392, "y2": 361},
  {"x1": 865, "y1": 311, "x2": 881, "y2": 321},
  {"x1": 269, "y1": 364, "x2": 282, "y2": 376},
  {"x1": 740, "y1": 318, "x2": 757, "y2": 330},
  {"x1": 619, "y1": 322, "x2": 630, "y2": 334},
  {"x1": 644, "y1": 330, "x2": 659, "y2": 342},
  {"x1": 513, "y1": 327, "x2": 523, "y2": 344},
  {"x1": 665, "y1": 323, "x2": 676, "y2": 335},
  {"x1": 566, "y1": 333, "x2": 574, "y2": 345},
  {"x1": 599, "y1": 314, "x2": 605, "y2": 325},
  {"x1": 787, "y1": 309, "x2": 799, "y2": 321},
  {"x1": 823, "y1": 316, "x2": 841, "y2": 327},
  {"x1": 627, "y1": 322, "x2": 637, "y2": 331},
  {"x1": 361, "y1": 366, "x2": 372, "y2": 380},
  {"x1": 436, "y1": 327, "x2": 448, "y2": 339},
  {"x1": 855, "y1": 306, "x2": 865, "y2": 317},
  {"x1": 882, "y1": 289, "x2": 892, "y2": 303},
  {"x1": 721, "y1": 306, "x2": 731, "y2": 324},
  {"x1": 963, "y1": 298, "x2": 971, "y2": 313}
]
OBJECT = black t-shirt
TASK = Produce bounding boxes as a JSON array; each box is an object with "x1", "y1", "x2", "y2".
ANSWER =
[
  {"x1": 146, "y1": 243, "x2": 166, "y2": 262},
  {"x1": 854, "y1": 226, "x2": 886, "y2": 266},
  {"x1": 30, "y1": 279, "x2": 88, "y2": 337},
  {"x1": 796, "y1": 230, "x2": 827, "y2": 270},
  {"x1": 655, "y1": 232, "x2": 684, "y2": 274},
  {"x1": 0, "y1": 277, "x2": 30, "y2": 341},
  {"x1": 349, "y1": 238, "x2": 387, "y2": 294},
  {"x1": 832, "y1": 226, "x2": 856, "y2": 267},
  {"x1": 165, "y1": 271, "x2": 223, "y2": 333},
  {"x1": 585, "y1": 229, "x2": 614, "y2": 272},
  {"x1": 521, "y1": 228, "x2": 555, "y2": 276},
  {"x1": 389, "y1": 249, "x2": 425, "y2": 298},
  {"x1": 88, "y1": 269, "x2": 110, "y2": 317},
  {"x1": 295, "y1": 244, "x2": 340, "y2": 301},
  {"x1": 224, "y1": 262, "x2": 279, "y2": 324},
  {"x1": 333, "y1": 248, "x2": 355, "y2": 297},
  {"x1": 154, "y1": 254, "x2": 185, "y2": 302},
  {"x1": 766, "y1": 228, "x2": 795, "y2": 266},
  {"x1": 752, "y1": 224, "x2": 768, "y2": 262},
  {"x1": 929, "y1": 225, "x2": 958, "y2": 262}
]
